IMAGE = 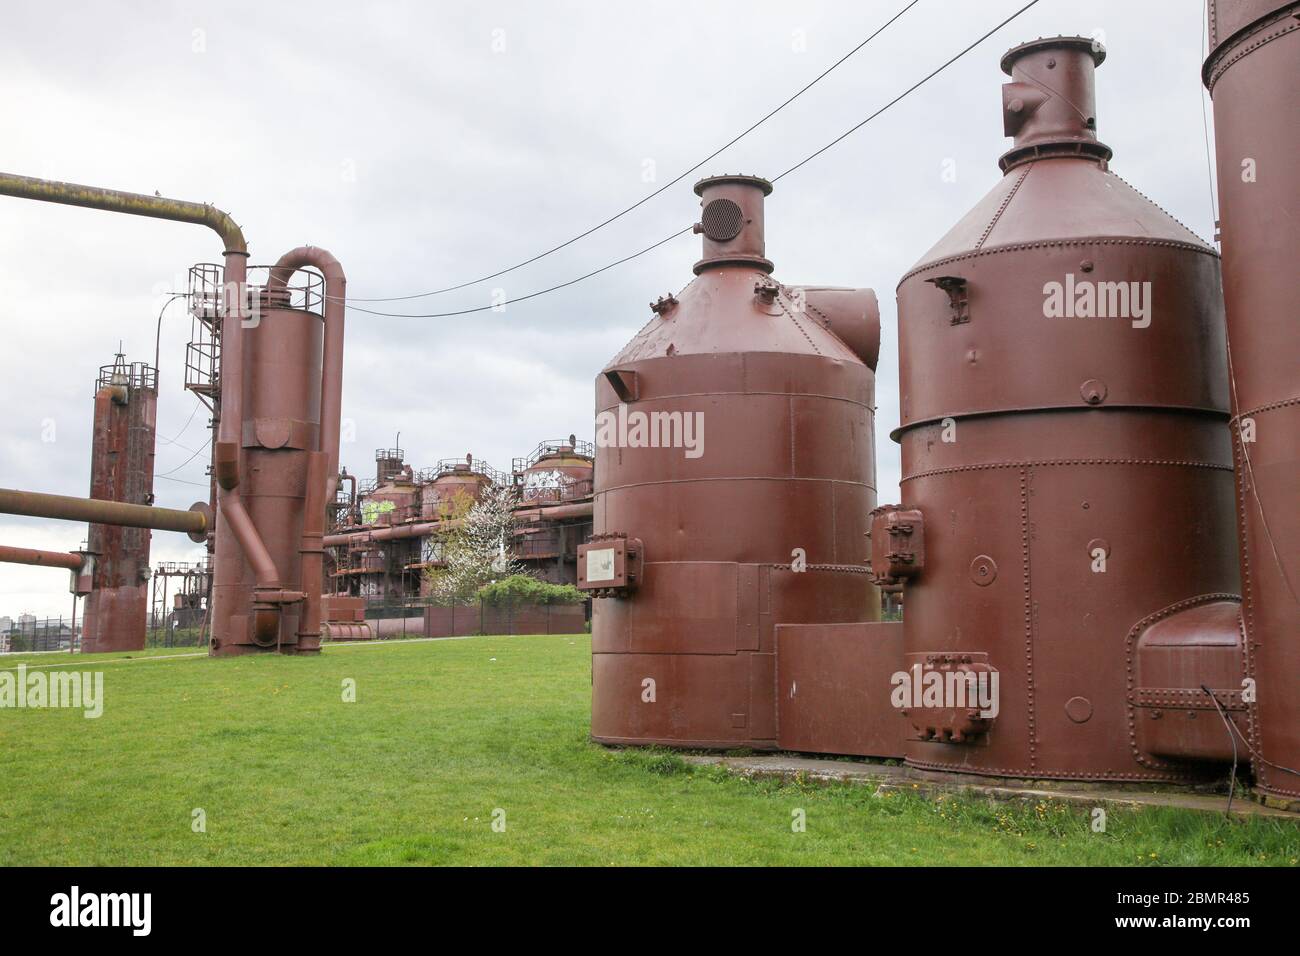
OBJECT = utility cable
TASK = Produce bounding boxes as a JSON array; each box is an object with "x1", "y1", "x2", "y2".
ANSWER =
[
  {"x1": 1202, "y1": 685, "x2": 1238, "y2": 815},
  {"x1": 343, "y1": 0, "x2": 1041, "y2": 319},
  {"x1": 342, "y1": 0, "x2": 923, "y2": 303}
]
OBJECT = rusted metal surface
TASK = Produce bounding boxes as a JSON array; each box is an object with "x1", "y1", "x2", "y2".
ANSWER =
[
  {"x1": 0, "y1": 545, "x2": 84, "y2": 571},
  {"x1": 775, "y1": 622, "x2": 905, "y2": 758},
  {"x1": 0, "y1": 173, "x2": 246, "y2": 253},
  {"x1": 422, "y1": 456, "x2": 492, "y2": 519},
  {"x1": 1204, "y1": 0, "x2": 1300, "y2": 798},
  {"x1": 210, "y1": 293, "x2": 324, "y2": 655},
  {"x1": 81, "y1": 355, "x2": 159, "y2": 652},
  {"x1": 208, "y1": 249, "x2": 346, "y2": 656},
  {"x1": 511, "y1": 437, "x2": 594, "y2": 585},
  {"x1": 892, "y1": 39, "x2": 1240, "y2": 781},
  {"x1": 0, "y1": 173, "x2": 347, "y2": 658},
  {"x1": 1132, "y1": 598, "x2": 1247, "y2": 764},
  {"x1": 0, "y1": 488, "x2": 208, "y2": 536},
  {"x1": 323, "y1": 622, "x2": 375, "y2": 641},
  {"x1": 587, "y1": 174, "x2": 880, "y2": 750}
]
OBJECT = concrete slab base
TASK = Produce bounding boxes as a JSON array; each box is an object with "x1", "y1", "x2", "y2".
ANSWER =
[{"x1": 682, "y1": 753, "x2": 1299, "y2": 821}]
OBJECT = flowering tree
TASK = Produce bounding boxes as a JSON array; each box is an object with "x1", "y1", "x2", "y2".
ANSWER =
[{"x1": 425, "y1": 484, "x2": 522, "y2": 605}]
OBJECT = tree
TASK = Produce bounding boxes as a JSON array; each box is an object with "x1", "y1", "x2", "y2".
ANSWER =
[{"x1": 425, "y1": 484, "x2": 522, "y2": 605}]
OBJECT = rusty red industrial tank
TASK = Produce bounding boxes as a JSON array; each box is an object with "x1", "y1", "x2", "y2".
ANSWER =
[
  {"x1": 422, "y1": 455, "x2": 494, "y2": 519},
  {"x1": 364, "y1": 449, "x2": 419, "y2": 525},
  {"x1": 1204, "y1": 0, "x2": 1300, "y2": 802},
  {"x1": 210, "y1": 256, "x2": 340, "y2": 656},
  {"x1": 81, "y1": 354, "x2": 158, "y2": 653},
  {"x1": 888, "y1": 38, "x2": 1241, "y2": 781},
  {"x1": 515, "y1": 437, "x2": 594, "y2": 505},
  {"x1": 583, "y1": 174, "x2": 881, "y2": 749}
]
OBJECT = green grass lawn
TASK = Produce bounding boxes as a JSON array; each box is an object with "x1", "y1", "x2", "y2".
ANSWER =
[{"x1": 1, "y1": 635, "x2": 1296, "y2": 866}]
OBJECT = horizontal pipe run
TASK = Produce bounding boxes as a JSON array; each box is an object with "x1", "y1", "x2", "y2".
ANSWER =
[
  {"x1": 0, "y1": 488, "x2": 207, "y2": 535},
  {"x1": 513, "y1": 501, "x2": 595, "y2": 522},
  {"x1": 323, "y1": 502, "x2": 592, "y2": 550},
  {"x1": 0, "y1": 173, "x2": 246, "y2": 253},
  {"x1": 323, "y1": 520, "x2": 444, "y2": 548},
  {"x1": 0, "y1": 544, "x2": 84, "y2": 571}
]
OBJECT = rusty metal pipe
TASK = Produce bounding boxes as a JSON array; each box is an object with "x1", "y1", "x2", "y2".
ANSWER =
[
  {"x1": 0, "y1": 487, "x2": 208, "y2": 536},
  {"x1": 0, "y1": 544, "x2": 84, "y2": 571},
  {"x1": 0, "y1": 172, "x2": 246, "y2": 253},
  {"x1": 296, "y1": 451, "x2": 327, "y2": 652},
  {"x1": 339, "y1": 471, "x2": 358, "y2": 515},
  {"x1": 512, "y1": 501, "x2": 595, "y2": 522},
  {"x1": 217, "y1": 493, "x2": 279, "y2": 588},
  {"x1": 267, "y1": 246, "x2": 346, "y2": 504},
  {"x1": 323, "y1": 519, "x2": 448, "y2": 548}
]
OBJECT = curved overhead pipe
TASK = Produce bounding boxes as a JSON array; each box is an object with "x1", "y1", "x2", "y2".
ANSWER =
[{"x1": 0, "y1": 173, "x2": 246, "y2": 253}]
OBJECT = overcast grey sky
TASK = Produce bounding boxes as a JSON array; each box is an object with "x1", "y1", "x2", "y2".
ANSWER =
[{"x1": 0, "y1": 0, "x2": 1216, "y2": 617}]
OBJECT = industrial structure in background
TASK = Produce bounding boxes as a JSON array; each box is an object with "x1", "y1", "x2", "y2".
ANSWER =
[
  {"x1": 80, "y1": 353, "x2": 159, "y2": 652},
  {"x1": 148, "y1": 558, "x2": 213, "y2": 645},
  {"x1": 0, "y1": 174, "x2": 345, "y2": 659},
  {"x1": 580, "y1": 23, "x2": 1300, "y2": 807},
  {"x1": 321, "y1": 436, "x2": 594, "y2": 640}
]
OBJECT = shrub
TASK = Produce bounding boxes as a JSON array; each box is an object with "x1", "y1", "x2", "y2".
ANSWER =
[{"x1": 477, "y1": 574, "x2": 585, "y2": 607}]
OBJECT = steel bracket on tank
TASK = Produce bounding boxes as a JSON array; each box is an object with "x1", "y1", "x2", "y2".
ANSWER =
[
  {"x1": 214, "y1": 440, "x2": 240, "y2": 490},
  {"x1": 649, "y1": 294, "x2": 678, "y2": 316},
  {"x1": 866, "y1": 505, "x2": 924, "y2": 586},
  {"x1": 576, "y1": 533, "x2": 642, "y2": 598},
  {"x1": 926, "y1": 275, "x2": 969, "y2": 325},
  {"x1": 604, "y1": 368, "x2": 639, "y2": 403},
  {"x1": 901, "y1": 652, "x2": 998, "y2": 743}
]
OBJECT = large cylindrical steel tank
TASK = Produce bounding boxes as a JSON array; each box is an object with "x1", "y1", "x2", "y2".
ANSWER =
[
  {"x1": 82, "y1": 355, "x2": 158, "y2": 653},
  {"x1": 1204, "y1": 1, "x2": 1300, "y2": 802},
  {"x1": 516, "y1": 438, "x2": 594, "y2": 505},
  {"x1": 210, "y1": 289, "x2": 323, "y2": 655},
  {"x1": 586, "y1": 174, "x2": 881, "y2": 749},
  {"x1": 892, "y1": 38, "x2": 1239, "y2": 781},
  {"x1": 422, "y1": 456, "x2": 493, "y2": 519}
]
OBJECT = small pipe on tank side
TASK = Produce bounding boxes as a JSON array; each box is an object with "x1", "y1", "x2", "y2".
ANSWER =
[
  {"x1": 217, "y1": 493, "x2": 280, "y2": 587},
  {"x1": 296, "y1": 451, "x2": 328, "y2": 652},
  {"x1": 0, "y1": 544, "x2": 85, "y2": 571}
]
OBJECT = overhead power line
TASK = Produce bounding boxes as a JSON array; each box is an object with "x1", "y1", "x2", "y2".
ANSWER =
[
  {"x1": 344, "y1": 0, "x2": 1041, "y2": 319},
  {"x1": 772, "y1": 0, "x2": 1042, "y2": 182},
  {"x1": 344, "y1": 0, "x2": 923, "y2": 303},
  {"x1": 344, "y1": 227, "x2": 693, "y2": 318}
]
